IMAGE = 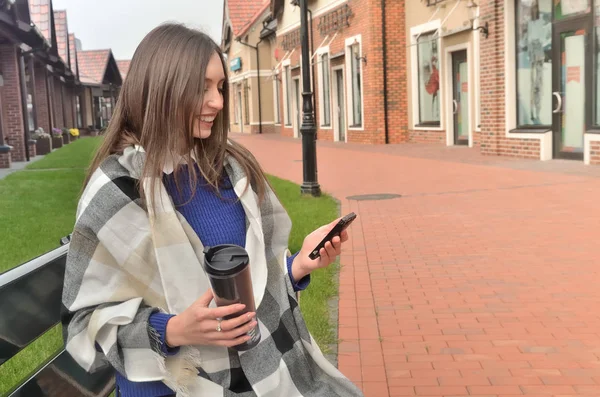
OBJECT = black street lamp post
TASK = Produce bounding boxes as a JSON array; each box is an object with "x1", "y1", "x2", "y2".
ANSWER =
[{"x1": 299, "y1": 0, "x2": 321, "y2": 197}]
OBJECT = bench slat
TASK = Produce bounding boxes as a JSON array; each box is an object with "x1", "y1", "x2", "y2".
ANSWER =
[{"x1": 0, "y1": 246, "x2": 68, "y2": 365}]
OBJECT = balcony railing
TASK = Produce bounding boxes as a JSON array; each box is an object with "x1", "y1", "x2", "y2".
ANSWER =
[{"x1": 317, "y1": 4, "x2": 353, "y2": 36}]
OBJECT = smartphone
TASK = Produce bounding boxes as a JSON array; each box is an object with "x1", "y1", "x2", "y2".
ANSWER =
[{"x1": 309, "y1": 212, "x2": 357, "y2": 260}]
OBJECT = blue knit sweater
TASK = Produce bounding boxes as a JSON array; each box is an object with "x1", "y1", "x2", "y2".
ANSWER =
[{"x1": 114, "y1": 166, "x2": 308, "y2": 397}]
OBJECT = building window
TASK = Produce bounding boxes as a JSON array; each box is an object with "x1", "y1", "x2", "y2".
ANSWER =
[
  {"x1": 233, "y1": 86, "x2": 238, "y2": 124},
  {"x1": 284, "y1": 65, "x2": 292, "y2": 126},
  {"x1": 243, "y1": 81, "x2": 250, "y2": 124},
  {"x1": 350, "y1": 44, "x2": 362, "y2": 126},
  {"x1": 100, "y1": 97, "x2": 108, "y2": 127},
  {"x1": 319, "y1": 52, "x2": 331, "y2": 126},
  {"x1": 25, "y1": 72, "x2": 35, "y2": 132},
  {"x1": 346, "y1": 37, "x2": 363, "y2": 128},
  {"x1": 416, "y1": 32, "x2": 440, "y2": 126},
  {"x1": 76, "y1": 96, "x2": 83, "y2": 128},
  {"x1": 274, "y1": 76, "x2": 281, "y2": 124},
  {"x1": 27, "y1": 94, "x2": 35, "y2": 132},
  {"x1": 232, "y1": 89, "x2": 236, "y2": 125},
  {"x1": 515, "y1": 0, "x2": 552, "y2": 127},
  {"x1": 234, "y1": 86, "x2": 242, "y2": 124}
]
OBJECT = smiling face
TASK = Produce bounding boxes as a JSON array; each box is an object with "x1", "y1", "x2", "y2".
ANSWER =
[{"x1": 193, "y1": 52, "x2": 226, "y2": 139}]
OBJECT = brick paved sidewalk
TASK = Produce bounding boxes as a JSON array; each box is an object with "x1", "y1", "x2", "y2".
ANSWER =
[{"x1": 232, "y1": 133, "x2": 600, "y2": 397}]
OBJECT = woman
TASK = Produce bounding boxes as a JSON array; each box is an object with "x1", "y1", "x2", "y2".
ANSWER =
[{"x1": 61, "y1": 23, "x2": 363, "y2": 397}]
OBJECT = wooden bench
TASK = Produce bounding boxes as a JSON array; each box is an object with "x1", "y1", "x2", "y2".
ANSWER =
[{"x1": 0, "y1": 236, "x2": 115, "y2": 397}]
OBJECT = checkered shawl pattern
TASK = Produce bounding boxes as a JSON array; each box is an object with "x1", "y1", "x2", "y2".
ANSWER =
[{"x1": 62, "y1": 146, "x2": 364, "y2": 397}]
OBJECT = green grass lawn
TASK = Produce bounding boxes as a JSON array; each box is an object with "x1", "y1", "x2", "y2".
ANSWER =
[
  {"x1": 0, "y1": 138, "x2": 339, "y2": 396},
  {"x1": 267, "y1": 175, "x2": 340, "y2": 350},
  {"x1": 0, "y1": 137, "x2": 102, "y2": 274},
  {"x1": 26, "y1": 137, "x2": 101, "y2": 170},
  {"x1": 0, "y1": 138, "x2": 101, "y2": 397}
]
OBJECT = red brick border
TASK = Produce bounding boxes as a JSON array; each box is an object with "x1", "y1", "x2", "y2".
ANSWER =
[
  {"x1": 590, "y1": 141, "x2": 600, "y2": 165},
  {"x1": 0, "y1": 151, "x2": 11, "y2": 168},
  {"x1": 409, "y1": 129, "x2": 446, "y2": 144}
]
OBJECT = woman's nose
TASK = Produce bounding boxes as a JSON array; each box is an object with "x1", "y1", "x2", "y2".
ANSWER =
[{"x1": 206, "y1": 88, "x2": 223, "y2": 111}]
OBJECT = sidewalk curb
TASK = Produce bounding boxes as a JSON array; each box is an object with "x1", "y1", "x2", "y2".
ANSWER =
[{"x1": 323, "y1": 196, "x2": 342, "y2": 368}]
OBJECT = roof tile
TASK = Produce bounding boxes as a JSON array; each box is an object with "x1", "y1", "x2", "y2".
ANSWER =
[
  {"x1": 116, "y1": 60, "x2": 131, "y2": 80},
  {"x1": 228, "y1": 0, "x2": 269, "y2": 37},
  {"x1": 53, "y1": 10, "x2": 68, "y2": 64},
  {"x1": 78, "y1": 50, "x2": 110, "y2": 85},
  {"x1": 29, "y1": 0, "x2": 52, "y2": 44},
  {"x1": 68, "y1": 33, "x2": 78, "y2": 75}
]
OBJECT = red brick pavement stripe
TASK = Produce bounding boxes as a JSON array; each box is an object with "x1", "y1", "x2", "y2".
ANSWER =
[{"x1": 232, "y1": 134, "x2": 600, "y2": 396}]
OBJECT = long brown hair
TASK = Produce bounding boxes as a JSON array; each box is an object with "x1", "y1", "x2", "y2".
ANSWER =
[{"x1": 85, "y1": 23, "x2": 268, "y2": 204}]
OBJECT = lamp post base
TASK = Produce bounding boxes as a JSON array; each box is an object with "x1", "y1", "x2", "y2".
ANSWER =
[{"x1": 301, "y1": 182, "x2": 321, "y2": 197}]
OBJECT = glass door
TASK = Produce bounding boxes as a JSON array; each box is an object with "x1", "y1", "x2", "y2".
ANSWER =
[
  {"x1": 553, "y1": 18, "x2": 592, "y2": 159},
  {"x1": 452, "y1": 50, "x2": 469, "y2": 145}
]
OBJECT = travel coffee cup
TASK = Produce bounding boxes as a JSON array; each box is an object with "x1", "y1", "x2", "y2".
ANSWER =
[{"x1": 203, "y1": 244, "x2": 260, "y2": 351}]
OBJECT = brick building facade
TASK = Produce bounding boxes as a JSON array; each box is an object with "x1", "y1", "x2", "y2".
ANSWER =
[
  {"x1": 0, "y1": 44, "x2": 27, "y2": 164},
  {"x1": 222, "y1": 0, "x2": 408, "y2": 145},
  {"x1": 476, "y1": 0, "x2": 600, "y2": 164},
  {"x1": 230, "y1": 0, "x2": 600, "y2": 165},
  {"x1": 0, "y1": 0, "x2": 123, "y2": 169},
  {"x1": 222, "y1": 0, "x2": 276, "y2": 135},
  {"x1": 269, "y1": 0, "x2": 407, "y2": 145},
  {"x1": 405, "y1": 1, "x2": 484, "y2": 148}
]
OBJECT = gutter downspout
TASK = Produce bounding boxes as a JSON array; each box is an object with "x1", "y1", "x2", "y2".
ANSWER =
[
  {"x1": 256, "y1": 39, "x2": 263, "y2": 134},
  {"x1": 17, "y1": 49, "x2": 30, "y2": 161},
  {"x1": 307, "y1": 8, "x2": 316, "y2": 123},
  {"x1": 45, "y1": 68, "x2": 54, "y2": 131},
  {"x1": 382, "y1": 0, "x2": 389, "y2": 144}
]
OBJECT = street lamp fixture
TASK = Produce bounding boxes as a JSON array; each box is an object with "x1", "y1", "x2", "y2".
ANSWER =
[
  {"x1": 353, "y1": 38, "x2": 367, "y2": 65},
  {"x1": 467, "y1": 0, "x2": 489, "y2": 39},
  {"x1": 298, "y1": 0, "x2": 321, "y2": 196}
]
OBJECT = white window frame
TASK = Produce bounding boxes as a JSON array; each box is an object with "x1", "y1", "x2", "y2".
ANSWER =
[
  {"x1": 282, "y1": 59, "x2": 292, "y2": 126},
  {"x1": 345, "y1": 35, "x2": 364, "y2": 130},
  {"x1": 273, "y1": 70, "x2": 282, "y2": 125},
  {"x1": 292, "y1": 76, "x2": 301, "y2": 138},
  {"x1": 444, "y1": 43, "x2": 473, "y2": 147},
  {"x1": 410, "y1": 20, "x2": 443, "y2": 131},
  {"x1": 331, "y1": 65, "x2": 346, "y2": 142},
  {"x1": 233, "y1": 85, "x2": 240, "y2": 125},
  {"x1": 316, "y1": 46, "x2": 332, "y2": 129}
]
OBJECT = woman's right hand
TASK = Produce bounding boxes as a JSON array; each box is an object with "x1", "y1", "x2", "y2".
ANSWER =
[{"x1": 165, "y1": 289, "x2": 257, "y2": 348}]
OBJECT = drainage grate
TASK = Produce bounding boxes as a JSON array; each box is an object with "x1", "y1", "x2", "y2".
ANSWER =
[{"x1": 346, "y1": 193, "x2": 402, "y2": 201}]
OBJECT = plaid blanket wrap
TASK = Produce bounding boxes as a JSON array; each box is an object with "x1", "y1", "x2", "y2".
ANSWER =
[{"x1": 62, "y1": 145, "x2": 364, "y2": 397}]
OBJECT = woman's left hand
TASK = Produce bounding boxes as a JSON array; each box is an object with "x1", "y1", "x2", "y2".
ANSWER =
[{"x1": 291, "y1": 218, "x2": 350, "y2": 281}]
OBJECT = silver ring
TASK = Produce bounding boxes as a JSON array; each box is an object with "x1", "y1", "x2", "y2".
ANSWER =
[{"x1": 216, "y1": 319, "x2": 222, "y2": 332}]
